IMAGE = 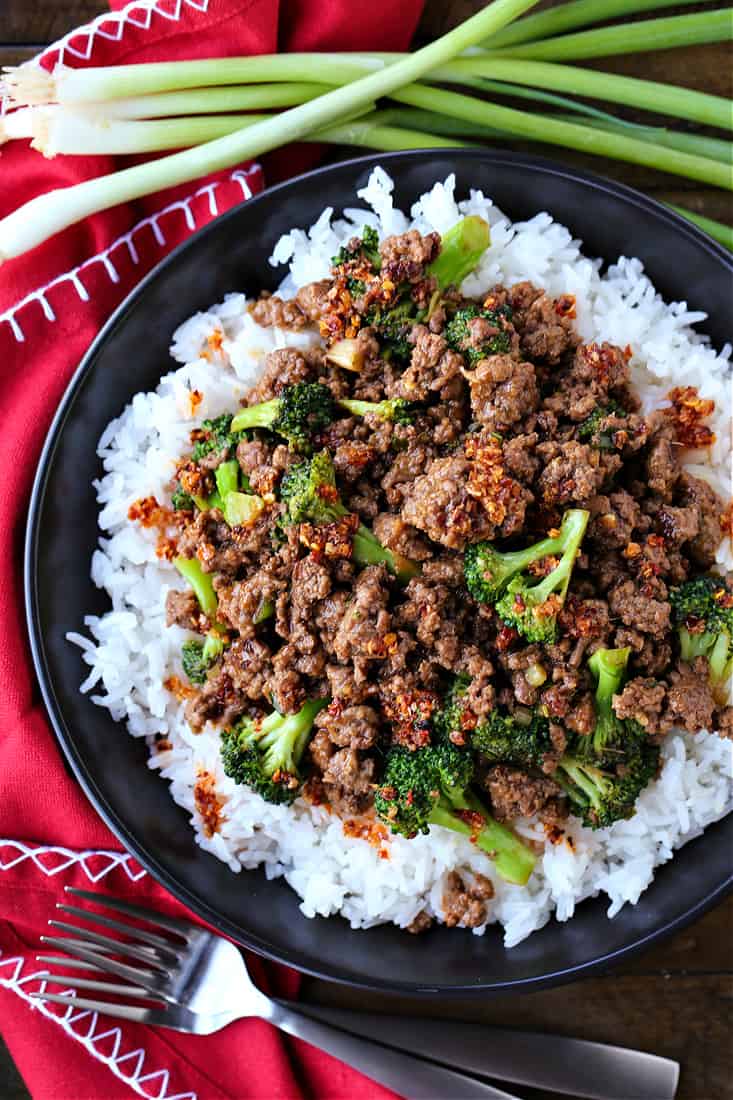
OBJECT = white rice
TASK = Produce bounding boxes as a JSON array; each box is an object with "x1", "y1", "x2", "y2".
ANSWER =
[{"x1": 69, "y1": 168, "x2": 733, "y2": 947}]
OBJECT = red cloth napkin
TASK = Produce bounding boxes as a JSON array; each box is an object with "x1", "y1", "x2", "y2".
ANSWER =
[{"x1": 0, "y1": 2, "x2": 423, "y2": 1096}]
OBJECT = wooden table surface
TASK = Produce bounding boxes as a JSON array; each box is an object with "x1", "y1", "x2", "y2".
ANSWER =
[{"x1": 1, "y1": 3, "x2": 731, "y2": 1098}]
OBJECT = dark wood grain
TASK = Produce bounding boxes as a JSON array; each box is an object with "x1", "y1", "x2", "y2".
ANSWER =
[{"x1": 1, "y1": 3, "x2": 731, "y2": 1098}]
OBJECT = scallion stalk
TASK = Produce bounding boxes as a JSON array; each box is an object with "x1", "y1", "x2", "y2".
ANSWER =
[
  {"x1": 2, "y1": 56, "x2": 377, "y2": 106},
  {"x1": 449, "y1": 57, "x2": 733, "y2": 130},
  {"x1": 390, "y1": 82, "x2": 732, "y2": 188},
  {"x1": 485, "y1": 8, "x2": 733, "y2": 61},
  {"x1": 21, "y1": 106, "x2": 469, "y2": 156},
  {"x1": 551, "y1": 113, "x2": 733, "y2": 164},
  {"x1": 666, "y1": 204, "x2": 733, "y2": 251},
  {"x1": 0, "y1": 0, "x2": 541, "y2": 261},
  {"x1": 68, "y1": 82, "x2": 332, "y2": 119},
  {"x1": 486, "y1": 0, "x2": 692, "y2": 49}
]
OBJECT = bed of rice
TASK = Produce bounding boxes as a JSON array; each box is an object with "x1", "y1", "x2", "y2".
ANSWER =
[{"x1": 68, "y1": 168, "x2": 733, "y2": 947}]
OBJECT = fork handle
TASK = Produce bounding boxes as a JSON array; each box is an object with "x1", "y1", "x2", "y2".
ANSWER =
[
  {"x1": 280, "y1": 1002, "x2": 680, "y2": 1100},
  {"x1": 265, "y1": 999, "x2": 520, "y2": 1100}
]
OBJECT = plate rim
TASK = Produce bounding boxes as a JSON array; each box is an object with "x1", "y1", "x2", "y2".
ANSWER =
[{"x1": 24, "y1": 147, "x2": 733, "y2": 995}]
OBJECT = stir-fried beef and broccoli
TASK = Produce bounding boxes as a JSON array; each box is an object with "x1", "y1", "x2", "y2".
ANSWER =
[{"x1": 135, "y1": 217, "x2": 732, "y2": 912}]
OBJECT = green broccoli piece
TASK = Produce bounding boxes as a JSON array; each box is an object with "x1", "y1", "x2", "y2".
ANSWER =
[
  {"x1": 191, "y1": 414, "x2": 243, "y2": 463},
  {"x1": 555, "y1": 745, "x2": 659, "y2": 830},
  {"x1": 431, "y1": 675, "x2": 472, "y2": 744},
  {"x1": 337, "y1": 396, "x2": 417, "y2": 425},
  {"x1": 214, "y1": 460, "x2": 240, "y2": 498},
  {"x1": 427, "y1": 215, "x2": 491, "y2": 291},
  {"x1": 471, "y1": 710, "x2": 555, "y2": 769},
  {"x1": 220, "y1": 698, "x2": 328, "y2": 804},
  {"x1": 465, "y1": 509, "x2": 589, "y2": 642},
  {"x1": 577, "y1": 401, "x2": 624, "y2": 449},
  {"x1": 279, "y1": 450, "x2": 419, "y2": 583},
  {"x1": 444, "y1": 304, "x2": 513, "y2": 365},
  {"x1": 330, "y1": 221, "x2": 378, "y2": 283},
  {"x1": 670, "y1": 576, "x2": 733, "y2": 703},
  {"x1": 174, "y1": 556, "x2": 218, "y2": 619},
  {"x1": 358, "y1": 217, "x2": 492, "y2": 362},
  {"x1": 230, "y1": 383, "x2": 335, "y2": 453},
  {"x1": 181, "y1": 632, "x2": 225, "y2": 685},
  {"x1": 171, "y1": 486, "x2": 194, "y2": 511},
  {"x1": 580, "y1": 646, "x2": 647, "y2": 763},
  {"x1": 363, "y1": 298, "x2": 417, "y2": 362},
  {"x1": 375, "y1": 743, "x2": 536, "y2": 885}
]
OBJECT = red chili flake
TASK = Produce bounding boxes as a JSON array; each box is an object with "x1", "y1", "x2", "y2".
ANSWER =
[
  {"x1": 454, "y1": 809, "x2": 485, "y2": 834},
  {"x1": 664, "y1": 385, "x2": 716, "y2": 448},
  {"x1": 495, "y1": 624, "x2": 520, "y2": 651},
  {"x1": 555, "y1": 294, "x2": 576, "y2": 319},
  {"x1": 327, "y1": 698, "x2": 344, "y2": 718}
]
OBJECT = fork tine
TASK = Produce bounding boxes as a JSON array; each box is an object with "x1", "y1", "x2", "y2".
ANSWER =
[
  {"x1": 65, "y1": 888, "x2": 193, "y2": 938},
  {"x1": 40, "y1": 936, "x2": 163, "y2": 991},
  {"x1": 30, "y1": 990, "x2": 155, "y2": 1023},
  {"x1": 36, "y1": 954, "x2": 108, "y2": 975},
  {"x1": 48, "y1": 920, "x2": 175, "y2": 967},
  {"x1": 56, "y1": 903, "x2": 180, "y2": 955},
  {"x1": 36, "y1": 972, "x2": 157, "y2": 1000}
]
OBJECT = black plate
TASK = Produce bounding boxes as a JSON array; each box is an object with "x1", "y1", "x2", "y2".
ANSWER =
[{"x1": 26, "y1": 150, "x2": 733, "y2": 994}]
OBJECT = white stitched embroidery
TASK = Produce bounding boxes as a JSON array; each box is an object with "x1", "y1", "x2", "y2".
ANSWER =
[
  {"x1": 0, "y1": 164, "x2": 261, "y2": 344},
  {"x1": 0, "y1": 840, "x2": 147, "y2": 882},
  {"x1": 41, "y1": 0, "x2": 212, "y2": 67},
  {"x1": 0, "y1": 954, "x2": 197, "y2": 1099}
]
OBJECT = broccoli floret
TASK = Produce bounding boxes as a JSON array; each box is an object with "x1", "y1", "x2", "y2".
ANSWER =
[
  {"x1": 220, "y1": 698, "x2": 327, "y2": 804},
  {"x1": 181, "y1": 632, "x2": 225, "y2": 685},
  {"x1": 191, "y1": 414, "x2": 243, "y2": 463},
  {"x1": 230, "y1": 383, "x2": 335, "y2": 453},
  {"x1": 577, "y1": 401, "x2": 624, "y2": 449},
  {"x1": 332, "y1": 224, "x2": 381, "y2": 276},
  {"x1": 171, "y1": 486, "x2": 194, "y2": 511},
  {"x1": 279, "y1": 450, "x2": 419, "y2": 583},
  {"x1": 581, "y1": 646, "x2": 647, "y2": 763},
  {"x1": 554, "y1": 645, "x2": 659, "y2": 828},
  {"x1": 465, "y1": 509, "x2": 589, "y2": 642},
  {"x1": 670, "y1": 576, "x2": 733, "y2": 702},
  {"x1": 471, "y1": 710, "x2": 555, "y2": 769},
  {"x1": 556, "y1": 745, "x2": 659, "y2": 829},
  {"x1": 444, "y1": 305, "x2": 513, "y2": 365},
  {"x1": 431, "y1": 675, "x2": 472, "y2": 743},
  {"x1": 375, "y1": 743, "x2": 535, "y2": 885},
  {"x1": 363, "y1": 298, "x2": 416, "y2": 362},
  {"x1": 357, "y1": 218, "x2": 492, "y2": 361},
  {"x1": 338, "y1": 396, "x2": 417, "y2": 425}
]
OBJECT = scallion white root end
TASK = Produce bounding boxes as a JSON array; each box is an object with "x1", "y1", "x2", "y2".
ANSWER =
[{"x1": 1, "y1": 64, "x2": 58, "y2": 107}]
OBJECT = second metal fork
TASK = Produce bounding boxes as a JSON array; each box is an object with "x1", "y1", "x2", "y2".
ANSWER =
[{"x1": 32, "y1": 887, "x2": 519, "y2": 1100}]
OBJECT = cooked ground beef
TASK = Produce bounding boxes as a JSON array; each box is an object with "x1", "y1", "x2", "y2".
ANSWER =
[
  {"x1": 441, "y1": 870, "x2": 493, "y2": 929},
  {"x1": 484, "y1": 765, "x2": 567, "y2": 826},
  {"x1": 157, "y1": 225, "x2": 726, "y2": 843}
]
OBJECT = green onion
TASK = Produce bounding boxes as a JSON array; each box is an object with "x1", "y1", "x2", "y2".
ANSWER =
[
  {"x1": 72, "y1": 82, "x2": 330, "y2": 119},
  {"x1": 15, "y1": 106, "x2": 470, "y2": 157},
  {"x1": 390, "y1": 82, "x2": 732, "y2": 189},
  {"x1": 486, "y1": 9, "x2": 733, "y2": 61},
  {"x1": 486, "y1": 0, "x2": 692, "y2": 49},
  {"x1": 666, "y1": 204, "x2": 733, "y2": 251},
  {"x1": 450, "y1": 57, "x2": 733, "y2": 130},
  {"x1": 0, "y1": 0, "x2": 540, "y2": 261},
  {"x1": 550, "y1": 114, "x2": 733, "y2": 164},
  {"x1": 2, "y1": 56, "x2": 377, "y2": 106}
]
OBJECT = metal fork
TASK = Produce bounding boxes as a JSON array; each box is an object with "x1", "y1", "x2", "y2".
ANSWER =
[
  {"x1": 31, "y1": 888, "x2": 519, "y2": 1100},
  {"x1": 32, "y1": 888, "x2": 680, "y2": 1100}
]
